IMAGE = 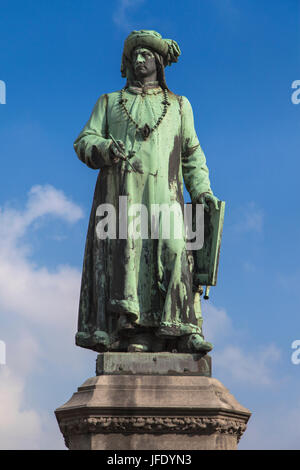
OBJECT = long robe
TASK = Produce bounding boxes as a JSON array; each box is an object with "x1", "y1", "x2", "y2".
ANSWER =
[{"x1": 74, "y1": 84, "x2": 213, "y2": 351}]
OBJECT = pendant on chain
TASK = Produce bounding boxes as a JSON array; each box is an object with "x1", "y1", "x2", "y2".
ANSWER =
[{"x1": 141, "y1": 124, "x2": 151, "y2": 140}]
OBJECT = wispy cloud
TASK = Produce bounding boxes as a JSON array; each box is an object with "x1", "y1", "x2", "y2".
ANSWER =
[
  {"x1": 0, "y1": 185, "x2": 83, "y2": 250},
  {"x1": 0, "y1": 185, "x2": 87, "y2": 449},
  {"x1": 203, "y1": 302, "x2": 281, "y2": 387},
  {"x1": 239, "y1": 399, "x2": 300, "y2": 449},
  {"x1": 0, "y1": 360, "x2": 64, "y2": 450},
  {"x1": 0, "y1": 185, "x2": 84, "y2": 327},
  {"x1": 113, "y1": 0, "x2": 145, "y2": 32},
  {"x1": 203, "y1": 302, "x2": 233, "y2": 343},
  {"x1": 277, "y1": 270, "x2": 300, "y2": 297},
  {"x1": 210, "y1": 0, "x2": 239, "y2": 21},
  {"x1": 0, "y1": 367, "x2": 43, "y2": 449},
  {"x1": 233, "y1": 202, "x2": 264, "y2": 234},
  {"x1": 214, "y1": 344, "x2": 281, "y2": 387}
]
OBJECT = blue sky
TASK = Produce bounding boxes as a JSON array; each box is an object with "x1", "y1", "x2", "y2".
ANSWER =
[{"x1": 0, "y1": 0, "x2": 300, "y2": 449}]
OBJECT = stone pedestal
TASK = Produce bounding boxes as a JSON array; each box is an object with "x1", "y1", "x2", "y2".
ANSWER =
[{"x1": 55, "y1": 353, "x2": 251, "y2": 450}]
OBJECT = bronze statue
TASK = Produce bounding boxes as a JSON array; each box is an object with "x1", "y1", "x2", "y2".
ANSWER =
[{"x1": 73, "y1": 30, "x2": 221, "y2": 354}]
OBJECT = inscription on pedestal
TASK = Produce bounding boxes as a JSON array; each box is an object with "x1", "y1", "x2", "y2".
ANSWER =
[{"x1": 96, "y1": 352, "x2": 211, "y2": 376}]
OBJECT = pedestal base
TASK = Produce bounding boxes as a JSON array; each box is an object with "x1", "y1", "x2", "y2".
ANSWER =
[{"x1": 55, "y1": 353, "x2": 250, "y2": 450}]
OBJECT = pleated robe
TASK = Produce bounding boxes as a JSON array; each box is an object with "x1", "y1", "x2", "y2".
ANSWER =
[{"x1": 74, "y1": 85, "x2": 213, "y2": 351}]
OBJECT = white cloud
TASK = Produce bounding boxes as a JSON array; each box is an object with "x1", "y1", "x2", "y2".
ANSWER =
[
  {"x1": 214, "y1": 344, "x2": 281, "y2": 387},
  {"x1": 202, "y1": 302, "x2": 233, "y2": 343},
  {"x1": 0, "y1": 185, "x2": 83, "y2": 328},
  {"x1": 0, "y1": 366, "x2": 64, "y2": 450},
  {"x1": 0, "y1": 185, "x2": 86, "y2": 449},
  {"x1": 0, "y1": 259, "x2": 80, "y2": 328},
  {"x1": 8, "y1": 333, "x2": 40, "y2": 376},
  {"x1": 202, "y1": 302, "x2": 281, "y2": 387},
  {"x1": 26, "y1": 184, "x2": 83, "y2": 223},
  {"x1": 113, "y1": 0, "x2": 145, "y2": 31},
  {"x1": 0, "y1": 367, "x2": 42, "y2": 449},
  {"x1": 0, "y1": 184, "x2": 83, "y2": 251},
  {"x1": 239, "y1": 399, "x2": 300, "y2": 450}
]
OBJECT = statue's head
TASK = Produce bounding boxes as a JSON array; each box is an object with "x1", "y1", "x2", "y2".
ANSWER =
[{"x1": 121, "y1": 30, "x2": 181, "y2": 88}]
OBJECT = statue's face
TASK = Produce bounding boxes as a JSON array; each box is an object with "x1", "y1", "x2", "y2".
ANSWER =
[{"x1": 132, "y1": 47, "x2": 156, "y2": 80}]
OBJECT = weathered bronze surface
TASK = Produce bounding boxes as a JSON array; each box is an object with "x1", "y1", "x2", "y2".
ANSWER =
[
  {"x1": 95, "y1": 352, "x2": 211, "y2": 376},
  {"x1": 73, "y1": 30, "x2": 224, "y2": 354}
]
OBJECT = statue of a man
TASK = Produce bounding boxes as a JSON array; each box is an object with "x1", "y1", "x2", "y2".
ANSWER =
[{"x1": 74, "y1": 30, "x2": 219, "y2": 354}]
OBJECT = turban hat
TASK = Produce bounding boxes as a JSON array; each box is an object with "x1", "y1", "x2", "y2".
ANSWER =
[{"x1": 121, "y1": 29, "x2": 181, "y2": 78}]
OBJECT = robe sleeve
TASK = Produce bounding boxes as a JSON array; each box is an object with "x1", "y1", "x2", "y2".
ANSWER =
[
  {"x1": 180, "y1": 96, "x2": 213, "y2": 202},
  {"x1": 73, "y1": 94, "x2": 113, "y2": 169}
]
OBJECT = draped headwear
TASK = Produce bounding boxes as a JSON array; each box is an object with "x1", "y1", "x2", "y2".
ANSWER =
[{"x1": 121, "y1": 30, "x2": 181, "y2": 80}]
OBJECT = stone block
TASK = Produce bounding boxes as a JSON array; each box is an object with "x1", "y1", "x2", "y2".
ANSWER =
[
  {"x1": 96, "y1": 352, "x2": 211, "y2": 376},
  {"x1": 55, "y1": 356, "x2": 251, "y2": 450}
]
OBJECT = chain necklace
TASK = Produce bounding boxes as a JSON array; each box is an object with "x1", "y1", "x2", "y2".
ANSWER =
[{"x1": 119, "y1": 87, "x2": 170, "y2": 141}]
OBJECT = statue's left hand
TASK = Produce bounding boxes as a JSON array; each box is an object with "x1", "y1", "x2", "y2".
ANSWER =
[{"x1": 197, "y1": 193, "x2": 220, "y2": 212}]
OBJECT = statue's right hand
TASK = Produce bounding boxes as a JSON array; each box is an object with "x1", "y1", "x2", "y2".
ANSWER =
[{"x1": 109, "y1": 140, "x2": 125, "y2": 164}]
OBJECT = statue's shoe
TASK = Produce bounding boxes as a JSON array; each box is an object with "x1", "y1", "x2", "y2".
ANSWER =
[
  {"x1": 128, "y1": 343, "x2": 150, "y2": 352},
  {"x1": 117, "y1": 314, "x2": 138, "y2": 337},
  {"x1": 75, "y1": 330, "x2": 110, "y2": 352},
  {"x1": 178, "y1": 334, "x2": 213, "y2": 353},
  {"x1": 127, "y1": 333, "x2": 152, "y2": 352}
]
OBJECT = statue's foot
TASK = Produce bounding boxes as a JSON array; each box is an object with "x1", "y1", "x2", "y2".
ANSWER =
[
  {"x1": 75, "y1": 331, "x2": 110, "y2": 352},
  {"x1": 117, "y1": 313, "x2": 137, "y2": 337},
  {"x1": 127, "y1": 333, "x2": 152, "y2": 352},
  {"x1": 128, "y1": 343, "x2": 149, "y2": 352},
  {"x1": 110, "y1": 337, "x2": 128, "y2": 352},
  {"x1": 178, "y1": 334, "x2": 213, "y2": 353}
]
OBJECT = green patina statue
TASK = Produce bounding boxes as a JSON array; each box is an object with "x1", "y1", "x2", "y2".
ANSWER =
[{"x1": 74, "y1": 30, "x2": 222, "y2": 354}]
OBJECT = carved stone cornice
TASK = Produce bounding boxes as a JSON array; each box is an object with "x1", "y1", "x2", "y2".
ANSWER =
[
  {"x1": 58, "y1": 414, "x2": 248, "y2": 449},
  {"x1": 55, "y1": 374, "x2": 251, "y2": 449}
]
